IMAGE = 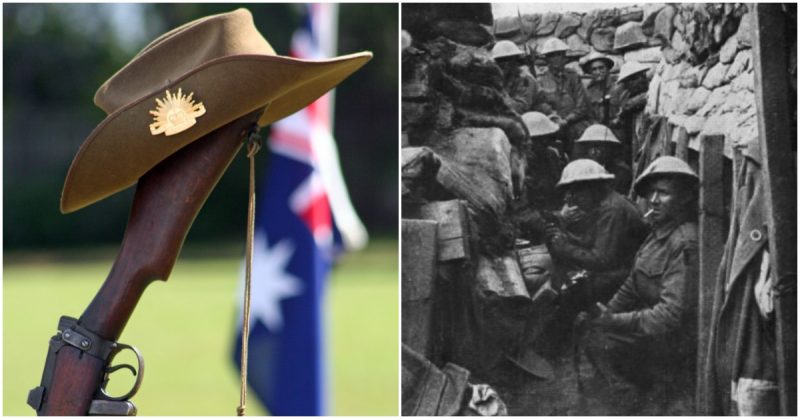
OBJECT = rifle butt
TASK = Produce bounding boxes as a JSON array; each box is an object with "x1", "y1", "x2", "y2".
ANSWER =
[{"x1": 32, "y1": 108, "x2": 264, "y2": 415}]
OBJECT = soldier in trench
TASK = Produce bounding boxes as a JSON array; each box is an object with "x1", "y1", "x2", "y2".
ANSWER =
[
  {"x1": 535, "y1": 159, "x2": 649, "y2": 357},
  {"x1": 579, "y1": 156, "x2": 699, "y2": 414}
]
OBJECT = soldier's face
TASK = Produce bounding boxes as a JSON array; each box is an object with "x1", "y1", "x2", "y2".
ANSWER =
[
  {"x1": 589, "y1": 61, "x2": 609, "y2": 82},
  {"x1": 546, "y1": 53, "x2": 567, "y2": 71},
  {"x1": 564, "y1": 183, "x2": 596, "y2": 211},
  {"x1": 586, "y1": 144, "x2": 609, "y2": 164},
  {"x1": 646, "y1": 178, "x2": 680, "y2": 225}
]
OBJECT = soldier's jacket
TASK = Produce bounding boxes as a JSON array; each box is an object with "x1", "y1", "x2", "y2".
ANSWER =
[
  {"x1": 503, "y1": 65, "x2": 537, "y2": 114},
  {"x1": 605, "y1": 220, "x2": 699, "y2": 338},
  {"x1": 532, "y1": 68, "x2": 591, "y2": 126},
  {"x1": 586, "y1": 75, "x2": 621, "y2": 124},
  {"x1": 549, "y1": 190, "x2": 649, "y2": 300}
]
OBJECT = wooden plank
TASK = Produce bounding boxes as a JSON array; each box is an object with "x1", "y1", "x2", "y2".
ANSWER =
[
  {"x1": 402, "y1": 219, "x2": 438, "y2": 356},
  {"x1": 696, "y1": 134, "x2": 726, "y2": 410},
  {"x1": 417, "y1": 200, "x2": 470, "y2": 262},
  {"x1": 674, "y1": 125, "x2": 689, "y2": 162},
  {"x1": 752, "y1": 4, "x2": 797, "y2": 415}
]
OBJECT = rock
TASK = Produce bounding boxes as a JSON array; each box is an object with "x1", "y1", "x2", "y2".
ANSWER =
[
  {"x1": 578, "y1": 13, "x2": 594, "y2": 40},
  {"x1": 719, "y1": 89, "x2": 754, "y2": 115},
  {"x1": 719, "y1": 34, "x2": 739, "y2": 64},
  {"x1": 701, "y1": 113, "x2": 735, "y2": 137},
  {"x1": 671, "y1": 30, "x2": 690, "y2": 55},
  {"x1": 658, "y1": 79, "x2": 681, "y2": 114},
  {"x1": 590, "y1": 26, "x2": 616, "y2": 52},
  {"x1": 643, "y1": 3, "x2": 666, "y2": 22},
  {"x1": 683, "y1": 86, "x2": 711, "y2": 114},
  {"x1": 680, "y1": 65, "x2": 708, "y2": 88},
  {"x1": 661, "y1": 60, "x2": 690, "y2": 81},
  {"x1": 593, "y1": 8, "x2": 620, "y2": 28},
  {"x1": 662, "y1": 46, "x2": 684, "y2": 64},
  {"x1": 623, "y1": 46, "x2": 663, "y2": 63},
  {"x1": 555, "y1": 12, "x2": 582, "y2": 38},
  {"x1": 616, "y1": 6, "x2": 644, "y2": 24},
  {"x1": 535, "y1": 12, "x2": 561, "y2": 36},
  {"x1": 685, "y1": 115, "x2": 706, "y2": 134},
  {"x1": 653, "y1": 5, "x2": 676, "y2": 42},
  {"x1": 702, "y1": 61, "x2": 731, "y2": 89},
  {"x1": 731, "y1": 69, "x2": 754, "y2": 92},
  {"x1": 495, "y1": 15, "x2": 521, "y2": 38},
  {"x1": 520, "y1": 13, "x2": 541, "y2": 37},
  {"x1": 696, "y1": 84, "x2": 731, "y2": 117},
  {"x1": 614, "y1": 21, "x2": 648, "y2": 51},
  {"x1": 724, "y1": 49, "x2": 752, "y2": 84},
  {"x1": 565, "y1": 33, "x2": 591, "y2": 57},
  {"x1": 736, "y1": 11, "x2": 753, "y2": 48}
]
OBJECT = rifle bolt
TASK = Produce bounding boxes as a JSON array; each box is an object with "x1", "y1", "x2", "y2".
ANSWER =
[{"x1": 81, "y1": 340, "x2": 90, "y2": 348}]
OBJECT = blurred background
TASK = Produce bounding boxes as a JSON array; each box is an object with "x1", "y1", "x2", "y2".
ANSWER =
[{"x1": 4, "y1": 3, "x2": 398, "y2": 416}]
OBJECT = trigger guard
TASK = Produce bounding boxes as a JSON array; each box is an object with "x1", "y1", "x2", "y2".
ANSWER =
[{"x1": 100, "y1": 343, "x2": 145, "y2": 402}]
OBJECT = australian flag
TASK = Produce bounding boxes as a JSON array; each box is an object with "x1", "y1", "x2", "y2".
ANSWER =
[{"x1": 232, "y1": 4, "x2": 367, "y2": 416}]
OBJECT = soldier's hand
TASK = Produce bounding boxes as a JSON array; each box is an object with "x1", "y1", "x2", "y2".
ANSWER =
[
  {"x1": 544, "y1": 221, "x2": 564, "y2": 241},
  {"x1": 560, "y1": 204, "x2": 586, "y2": 224},
  {"x1": 590, "y1": 302, "x2": 613, "y2": 327}
]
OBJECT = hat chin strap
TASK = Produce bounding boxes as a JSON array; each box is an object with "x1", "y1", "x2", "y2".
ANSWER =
[{"x1": 237, "y1": 105, "x2": 267, "y2": 417}]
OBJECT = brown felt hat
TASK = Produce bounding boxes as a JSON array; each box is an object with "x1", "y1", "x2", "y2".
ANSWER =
[{"x1": 61, "y1": 8, "x2": 372, "y2": 213}]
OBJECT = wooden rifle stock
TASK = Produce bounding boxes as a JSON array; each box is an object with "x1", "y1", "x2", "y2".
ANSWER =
[{"x1": 34, "y1": 108, "x2": 264, "y2": 415}]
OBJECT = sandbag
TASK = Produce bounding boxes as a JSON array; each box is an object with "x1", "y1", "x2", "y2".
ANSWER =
[
  {"x1": 555, "y1": 12, "x2": 582, "y2": 38},
  {"x1": 433, "y1": 128, "x2": 513, "y2": 218}
]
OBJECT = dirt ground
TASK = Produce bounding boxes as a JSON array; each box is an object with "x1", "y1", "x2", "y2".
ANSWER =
[{"x1": 485, "y1": 351, "x2": 694, "y2": 415}]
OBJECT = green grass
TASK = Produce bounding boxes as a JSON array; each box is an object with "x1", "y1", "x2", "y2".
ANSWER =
[{"x1": 4, "y1": 239, "x2": 398, "y2": 416}]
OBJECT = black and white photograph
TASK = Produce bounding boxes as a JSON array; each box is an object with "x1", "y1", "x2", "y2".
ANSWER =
[{"x1": 401, "y1": 3, "x2": 796, "y2": 416}]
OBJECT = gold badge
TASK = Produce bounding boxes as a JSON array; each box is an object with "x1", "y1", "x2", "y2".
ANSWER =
[{"x1": 149, "y1": 88, "x2": 206, "y2": 136}]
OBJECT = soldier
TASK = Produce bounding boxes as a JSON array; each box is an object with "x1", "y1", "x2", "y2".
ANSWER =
[
  {"x1": 491, "y1": 40, "x2": 537, "y2": 114},
  {"x1": 574, "y1": 124, "x2": 633, "y2": 195},
  {"x1": 545, "y1": 159, "x2": 648, "y2": 307},
  {"x1": 531, "y1": 38, "x2": 592, "y2": 155},
  {"x1": 582, "y1": 156, "x2": 699, "y2": 414},
  {"x1": 519, "y1": 112, "x2": 568, "y2": 210},
  {"x1": 611, "y1": 61, "x2": 650, "y2": 164},
  {"x1": 579, "y1": 52, "x2": 620, "y2": 125}
]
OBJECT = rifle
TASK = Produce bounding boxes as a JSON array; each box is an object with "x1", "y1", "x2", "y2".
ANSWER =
[{"x1": 27, "y1": 108, "x2": 265, "y2": 416}]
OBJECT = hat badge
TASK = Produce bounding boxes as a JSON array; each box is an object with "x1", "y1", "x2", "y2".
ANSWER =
[{"x1": 149, "y1": 88, "x2": 206, "y2": 136}]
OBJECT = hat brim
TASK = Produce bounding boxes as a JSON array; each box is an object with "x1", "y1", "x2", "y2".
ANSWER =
[
  {"x1": 580, "y1": 57, "x2": 614, "y2": 73},
  {"x1": 61, "y1": 52, "x2": 371, "y2": 213},
  {"x1": 633, "y1": 172, "x2": 698, "y2": 197}
]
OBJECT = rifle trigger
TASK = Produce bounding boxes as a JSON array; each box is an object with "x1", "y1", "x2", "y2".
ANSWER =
[{"x1": 99, "y1": 343, "x2": 145, "y2": 402}]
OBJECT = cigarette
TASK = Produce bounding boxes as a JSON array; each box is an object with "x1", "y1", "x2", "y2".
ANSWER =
[{"x1": 644, "y1": 209, "x2": 654, "y2": 218}]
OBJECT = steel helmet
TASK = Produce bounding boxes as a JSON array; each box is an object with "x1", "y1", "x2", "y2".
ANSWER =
[
  {"x1": 556, "y1": 159, "x2": 615, "y2": 188},
  {"x1": 617, "y1": 61, "x2": 649, "y2": 83},
  {"x1": 539, "y1": 38, "x2": 569, "y2": 56},
  {"x1": 613, "y1": 22, "x2": 647, "y2": 51},
  {"x1": 575, "y1": 124, "x2": 621, "y2": 145},
  {"x1": 522, "y1": 112, "x2": 559, "y2": 137},
  {"x1": 579, "y1": 51, "x2": 615, "y2": 74},
  {"x1": 492, "y1": 40, "x2": 524, "y2": 60},
  {"x1": 633, "y1": 156, "x2": 699, "y2": 196}
]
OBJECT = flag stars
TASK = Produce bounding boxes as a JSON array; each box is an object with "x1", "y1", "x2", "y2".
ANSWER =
[{"x1": 246, "y1": 233, "x2": 304, "y2": 332}]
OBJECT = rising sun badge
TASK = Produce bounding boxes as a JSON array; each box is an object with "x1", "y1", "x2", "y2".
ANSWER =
[{"x1": 149, "y1": 88, "x2": 206, "y2": 136}]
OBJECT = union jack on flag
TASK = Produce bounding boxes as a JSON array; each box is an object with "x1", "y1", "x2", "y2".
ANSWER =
[{"x1": 232, "y1": 4, "x2": 367, "y2": 415}]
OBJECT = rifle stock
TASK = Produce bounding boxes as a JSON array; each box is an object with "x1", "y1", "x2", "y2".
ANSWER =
[{"x1": 33, "y1": 108, "x2": 264, "y2": 415}]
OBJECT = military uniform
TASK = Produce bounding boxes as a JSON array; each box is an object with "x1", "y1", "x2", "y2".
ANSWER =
[
  {"x1": 549, "y1": 190, "x2": 649, "y2": 303},
  {"x1": 586, "y1": 74, "x2": 621, "y2": 125},
  {"x1": 532, "y1": 68, "x2": 592, "y2": 151},
  {"x1": 504, "y1": 66, "x2": 537, "y2": 115},
  {"x1": 585, "y1": 220, "x2": 698, "y2": 410}
]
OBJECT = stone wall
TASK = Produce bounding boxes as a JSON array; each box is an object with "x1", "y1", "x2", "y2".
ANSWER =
[{"x1": 493, "y1": 3, "x2": 758, "y2": 158}]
